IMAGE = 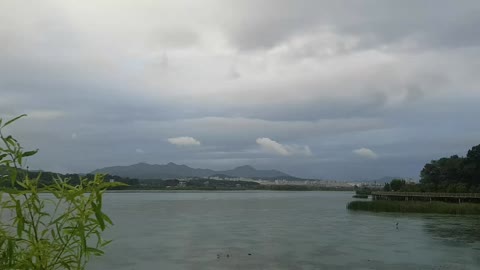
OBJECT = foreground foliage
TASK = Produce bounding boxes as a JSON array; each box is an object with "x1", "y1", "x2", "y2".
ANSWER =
[
  {"x1": 0, "y1": 115, "x2": 120, "y2": 269},
  {"x1": 347, "y1": 200, "x2": 480, "y2": 215}
]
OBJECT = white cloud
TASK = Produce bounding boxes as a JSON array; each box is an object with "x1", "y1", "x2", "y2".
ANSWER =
[
  {"x1": 256, "y1": 137, "x2": 312, "y2": 156},
  {"x1": 135, "y1": 148, "x2": 145, "y2": 154},
  {"x1": 353, "y1": 148, "x2": 378, "y2": 159},
  {"x1": 256, "y1": 137, "x2": 289, "y2": 156},
  {"x1": 168, "y1": 136, "x2": 201, "y2": 146},
  {"x1": 28, "y1": 110, "x2": 65, "y2": 120}
]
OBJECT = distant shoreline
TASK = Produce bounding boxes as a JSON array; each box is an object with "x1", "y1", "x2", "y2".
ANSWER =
[
  {"x1": 106, "y1": 186, "x2": 354, "y2": 192},
  {"x1": 347, "y1": 200, "x2": 480, "y2": 215}
]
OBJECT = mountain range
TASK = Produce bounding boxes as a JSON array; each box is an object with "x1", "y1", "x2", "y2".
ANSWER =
[{"x1": 90, "y1": 162, "x2": 295, "y2": 180}]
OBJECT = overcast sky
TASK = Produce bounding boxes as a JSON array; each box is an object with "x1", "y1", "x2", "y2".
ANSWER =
[{"x1": 1, "y1": 0, "x2": 480, "y2": 180}]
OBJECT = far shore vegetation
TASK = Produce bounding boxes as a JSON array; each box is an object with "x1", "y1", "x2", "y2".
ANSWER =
[
  {"x1": 352, "y1": 194, "x2": 369, "y2": 199},
  {"x1": 0, "y1": 170, "x2": 353, "y2": 192},
  {"x1": 347, "y1": 200, "x2": 480, "y2": 215},
  {"x1": 352, "y1": 187, "x2": 371, "y2": 198},
  {"x1": 382, "y1": 144, "x2": 480, "y2": 193},
  {"x1": 0, "y1": 169, "x2": 353, "y2": 192},
  {"x1": 348, "y1": 143, "x2": 480, "y2": 214}
]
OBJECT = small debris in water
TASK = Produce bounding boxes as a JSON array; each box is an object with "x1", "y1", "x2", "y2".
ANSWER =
[{"x1": 248, "y1": 253, "x2": 252, "y2": 256}]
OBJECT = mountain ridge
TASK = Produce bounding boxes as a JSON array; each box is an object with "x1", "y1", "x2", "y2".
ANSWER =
[{"x1": 90, "y1": 162, "x2": 294, "y2": 180}]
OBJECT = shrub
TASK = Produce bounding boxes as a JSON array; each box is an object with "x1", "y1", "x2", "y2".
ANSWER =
[{"x1": 0, "y1": 115, "x2": 121, "y2": 269}]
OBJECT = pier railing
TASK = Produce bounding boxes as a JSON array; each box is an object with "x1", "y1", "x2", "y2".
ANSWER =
[{"x1": 371, "y1": 192, "x2": 480, "y2": 199}]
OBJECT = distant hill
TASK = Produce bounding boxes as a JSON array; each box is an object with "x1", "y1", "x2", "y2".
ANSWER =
[{"x1": 90, "y1": 162, "x2": 294, "y2": 180}]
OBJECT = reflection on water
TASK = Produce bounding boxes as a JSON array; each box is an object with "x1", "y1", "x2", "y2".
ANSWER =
[
  {"x1": 88, "y1": 191, "x2": 480, "y2": 270},
  {"x1": 423, "y1": 216, "x2": 480, "y2": 245}
]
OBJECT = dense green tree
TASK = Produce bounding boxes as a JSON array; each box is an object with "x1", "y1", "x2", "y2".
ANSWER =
[
  {"x1": 390, "y1": 179, "x2": 406, "y2": 191},
  {"x1": 419, "y1": 144, "x2": 480, "y2": 192},
  {"x1": 465, "y1": 145, "x2": 480, "y2": 188},
  {"x1": 467, "y1": 145, "x2": 480, "y2": 161}
]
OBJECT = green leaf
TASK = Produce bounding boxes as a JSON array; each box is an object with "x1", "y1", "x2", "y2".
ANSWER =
[
  {"x1": 7, "y1": 238, "x2": 14, "y2": 266},
  {"x1": 100, "y1": 239, "x2": 113, "y2": 247},
  {"x1": 86, "y1": 247, "x2": 104, "y2": 256},
  {"x1": 78, "y1": 221, "x2": 87, "y2": 250},
  {"x1": 93, "y1": 203, "x2": 106, "y2": 230},
  {"x1": 9, "y1": 167, "x2": 17, "y2": 186},
  {"x1": 15, "y1": 201, "x2": 24, "y2": 237},
  {"x1": 2, "y1": 114, "x2": 27, "y2": 128},
  {"x1": 16, "y1": 181, "x2": 28, "y2": 189},
  {"x1": 101, "y1": 212, "x2": 113, "y2": 226},
  {"x1": 22, "y1": 149, "x2": 38, "y2": 157},
  {"x1": 4, "y1": 135, "x2": 18, "y2": 144}
]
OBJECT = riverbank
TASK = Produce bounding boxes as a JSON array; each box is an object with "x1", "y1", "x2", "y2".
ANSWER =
[{"x1": 347, "y1": 200, "x2": 480, "y2": 215}]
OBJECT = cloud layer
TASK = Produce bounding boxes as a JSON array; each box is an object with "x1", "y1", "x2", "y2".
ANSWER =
[{"x1": 1, "y1": 1, "x2": 480, "y2": 179}]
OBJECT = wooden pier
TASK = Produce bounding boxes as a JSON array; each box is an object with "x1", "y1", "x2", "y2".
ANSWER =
[{"x1": 371, "y1": 192, "x2": 480, "y2": 203}]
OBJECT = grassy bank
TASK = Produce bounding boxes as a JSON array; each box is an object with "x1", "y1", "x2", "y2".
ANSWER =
[
  {"x1": 347, "y1": 200, "x2": 480, "y2": 215},
  {"x1": 352, "y1": 194, "x2": 369, "y2": 199}
]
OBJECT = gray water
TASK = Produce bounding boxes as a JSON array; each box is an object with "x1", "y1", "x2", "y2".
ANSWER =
[{"x1": 89, "y1": 191, "x2": 480, "y2": 270}]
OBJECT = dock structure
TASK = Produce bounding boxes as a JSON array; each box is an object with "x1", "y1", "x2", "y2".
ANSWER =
[{"x1": 371, "y1": 192, "x2": 480, "y2": 204}]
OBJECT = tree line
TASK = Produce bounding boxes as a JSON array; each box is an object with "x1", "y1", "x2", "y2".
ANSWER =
[
  {"x1": 383, "y1": 144, "x2": 480, "y2": 193},
  {"x1": 0, "y1": 167, "x2": 139, "y2": 189}
]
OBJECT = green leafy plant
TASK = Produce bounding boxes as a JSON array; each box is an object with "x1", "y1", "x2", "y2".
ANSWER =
[{"x1": 0, "y1": 115, "x2": 122, "y2": 269}]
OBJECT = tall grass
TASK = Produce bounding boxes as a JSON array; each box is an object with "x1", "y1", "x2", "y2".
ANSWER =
[{"x1": 347, "y1": 200, "x2": 480, "y2": 215}]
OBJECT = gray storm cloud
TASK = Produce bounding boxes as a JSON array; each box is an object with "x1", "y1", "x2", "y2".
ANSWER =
[{"x1": 1, "y1": 0, "x2": 479, "y2": 179}]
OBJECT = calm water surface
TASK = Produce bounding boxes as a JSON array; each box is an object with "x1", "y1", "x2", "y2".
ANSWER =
[{"x1": 89, "y1": 191, "x2": 480, "y2": 270}]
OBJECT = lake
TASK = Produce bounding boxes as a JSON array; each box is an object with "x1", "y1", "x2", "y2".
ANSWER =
[{"x1": 89, "y1": 191, "x2": 480, "y2": 270}]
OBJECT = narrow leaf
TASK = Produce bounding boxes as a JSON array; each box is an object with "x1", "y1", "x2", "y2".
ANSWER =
[
  {"x1": 2, "y1": 114, "x2": 27, "y2": 128},
  {"x1": 22, "y1": 149, "x2": 38, "y2": 157}
]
